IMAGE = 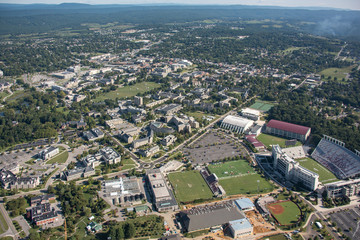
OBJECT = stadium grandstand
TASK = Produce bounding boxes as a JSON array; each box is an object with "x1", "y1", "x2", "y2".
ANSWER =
[
  {"x1": 311, "y1": 135, "x2": 360, "y2": 179},
  {"x1": 200, "y1": 169, "x2": 225, "y2": 197},
  {"x1": 265, "y1": 119, "x2": 311, "y2": 142}
]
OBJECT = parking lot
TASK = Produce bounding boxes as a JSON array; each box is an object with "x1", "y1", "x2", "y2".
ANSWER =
[
  {"x1": 182, "y1": 130, "x2": 247, "y2": 165},
  {"x1": 329, "y1": 206, "x2": 360, "y2": 240}
]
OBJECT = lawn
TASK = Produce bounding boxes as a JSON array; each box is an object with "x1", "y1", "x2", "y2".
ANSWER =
[
  {"x1": 0, "y1": 208, "x2": 9, "y2": 234},
  {"x1": 95, "y1": 81, "x2": 161, "y2": 102},
  {"x1": 249, "y1": 100, "x2": 274, "y2": 112},
  {"x1": 257, "y1": 133, "x2": 302, "y2": 148},
  {"x1": 207, "y1": 160, "x2": 255, "y2": 178},
  {"x1": 46, "y1": 146, "x2": 68, "y2": 164},
  {"x1": 121, "y1": 157, "x2": 136, "y2": 170},
  {"x1": 280, "y1": 47, "x2": 306, "y2": 55},
  {"x1": 219, "y1": 173, "x2": 275, "y2": 195},
  {"x1": 168, "y1": 170, "x2": 213, "y2": 203},
  {"x1": 319, "y1": 66, "x2": 354, "y2": 81},
  {"x1": 296, "y1": 158, "x2": 338, "y2": 184},
  {"x1": 268, "y1": 200, "x2": 301, "y2": 225}
]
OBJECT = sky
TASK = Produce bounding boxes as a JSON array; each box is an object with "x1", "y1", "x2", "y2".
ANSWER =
[{"x1": 0, "y1": 0, "x2": 360, "y2": 10}]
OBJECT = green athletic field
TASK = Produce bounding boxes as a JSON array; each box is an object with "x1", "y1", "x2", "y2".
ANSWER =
[
  {"x1": 168, "y1": 170, "x2": 213, "y2": 203},
  {"x1": 257, "y1": 133, "x2": 302, "y2": 148},
  {"x1": 95, "y1": 81, "x2": 160, "y2": 102},
  {"x1": 296, "y1": 157, "x2": 338, "y2": 184},
  {"x1": 219, "y1": 173, "x2": 275, "y2": 195},
  {"x1": 268, "y1": 201, "x2": 301, "y2": 225},
  {"x1": 207, "y1": 160, "x2": 255, "y2": 178},
  {"x1": 249, "y1": 100, "x2": 274, "y2": 112}
]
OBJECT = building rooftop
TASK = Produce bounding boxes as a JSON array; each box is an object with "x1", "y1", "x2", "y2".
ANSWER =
[
  {"x1": 179, "y1": 201, "x2": 245, "y2": 232},
  {"x1": 229, "y1": 218, "x2": 252, "y2": 231},
  {"x1": 222, "y1": 115, "x2": 254, "y2": 128},
  {"x1": 234, "y1": 198, "x2": 254, "y2": 210},
  {"x1": 267, "y1": 119, "x2": 310, "y2": 135}
]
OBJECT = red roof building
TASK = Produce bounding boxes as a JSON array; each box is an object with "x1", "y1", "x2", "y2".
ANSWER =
[
  {"x1": 265, "y1": 120, "x2": 311, "y2": 142},
  {"x1": 245, "y1": 135, "x2": 266, "y2": 150}
]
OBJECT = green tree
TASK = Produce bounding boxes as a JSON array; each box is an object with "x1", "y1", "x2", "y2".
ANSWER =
[{"x1": 124, "y1": 222, "x2": 135, "y2": 239}]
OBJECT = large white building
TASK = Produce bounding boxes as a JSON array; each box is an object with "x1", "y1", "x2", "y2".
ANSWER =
[
  {"x1": 220, "y1": 115, "x2": 254, "y2": 134},
  {"x1": 229, "y1": 218, "x2": 253, "y2": 238},
  {"x1": 325, "y1": 179, "x2": 360, "y2": 198},
  {"x1": 241, "y1": 108, "x2": 260, "y2": 121},
  {"x1": 272, "y1": 145, "x2": 319, "y2": 191}
]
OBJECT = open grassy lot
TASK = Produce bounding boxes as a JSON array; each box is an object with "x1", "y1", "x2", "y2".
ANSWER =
[
  {"x1": 168, "y1": 170, "x2": 213, "y2": 203},
  {"x1": 319, "y1": 66, "x2": 354, "y2": 81},
  {"x1": 0, "y1": 208, "x2": 9, "y2": 234},
  {"x1": 95, "y1": 81, "x2": 160, "y2": 102},
  {"x1": 219, "y1": 173, "x2": 275, "y2": 195},
  {"x1": 296, "y1": 158, "x2": 338, "y2": 184},
  {"x1": 46, "y1": 146, "x2": 68, "y2": 164},
  {"x1": 257, "y1": 133, "x2": 302, "y2": 148},
  {"x1": 207, "y1": 160, "x2": 255, "y2": 178},
  {"x1": 249, "y1": 100, "x2": 274, "y2": 112},
  {"x1": 280, "y1": 47, "x2": 307, "y2": 55},
  {"x1": 268, "y1": 201, "x2": 301, "y2": 225}
]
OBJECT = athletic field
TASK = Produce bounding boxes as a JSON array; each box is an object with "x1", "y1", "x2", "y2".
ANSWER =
[
  {"x1": 219, "y1": 173, "x2": 275, "y2": 195},
  {"x1": 257, "y1": 133, "x2": 302, "y2": 148},
  {"x1": 249, "y1": 100, "x2": 274, "y2": 112},
  {"x1": 296, "y1": 157, "x2": 338, "y2": 184},
  {"x1": 168, "y1": 170, "x2": 213, "y2": 203},
  {"x1": 267, "y1": 200, "x2": 301, "y2": 225},
  {"x1": 207, "y1": 160, "x2": 255, "y2": 178}
]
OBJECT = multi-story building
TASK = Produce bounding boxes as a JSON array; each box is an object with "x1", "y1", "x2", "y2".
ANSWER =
[
  {"x1": 325, "y1": 179, "x2": 360, "y2": 198},
  {"x1": 160, "y1": 135, "x2": 177, "y2": 146},
  {"x1": 272, "y1": 145, "x2": 319, "y2": 191},
  {"x1": 229, "y1": 218, "x2": 253, "y2": 238},
  {"x1": 146, "y1": 169, "x2": 178, "y2": 211},
  {"x1": 241, "y1": 108, "x2": 260, "y2": 121},
  {"x1": 265, "y1": 119, "x2": 311, "y2": 142},
  {"x1": 0, "y1": 169, "x2": 40, "y2": 190},
  {"x1": 134, "y1": 96, "x2": 143, "y2": 106},
  {"x1": 38, "y1": 146, "x2": 59, "y2": 160},
  {"x1": 102, "y1": 177, "x2": 145, "y2": 205},
  {"x1": 138, "y1": 145, "x2": 160, "y2": 157},
  {"x1": 27, "y1": 203, "x2": 58, "y2": 226}
]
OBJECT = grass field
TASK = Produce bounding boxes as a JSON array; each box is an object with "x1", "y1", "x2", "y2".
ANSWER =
[
  {"x1": 296, "y1": 158, "x2": 338, "y2": 184},
  {"x1": 46, "y1": 146, "x2": 68, "y2": 164},
  {"x1": 280, "y1": 47, "x2": 306, "y2": 55},
  {"x1": 168, "y1": 170, "x2": 213, "y2": 203},
  {"x1": 207, "y1": 160, "x2": 255, "y2": 178},
  {"x1": 268, "y1": 201, "x2": 301, "y2": 225},
  {"x1": 95, "y1": 81, "x2": 160, "y2": 102},
  {"x1": 219, "y1": 173, "x2": 275, "y2": 195},
  {"x1": 0, "y1": 208, "x2": 9, "y2": 234},
  {"x1": 249, "y1": 100, "x2": 274, "y2": 112},
  {"x1": 319, "y1": 66, "x2": 353, "y2": 81},
  {"x1": 257, "y1": 133, "x2": 302, "y2": 148}
]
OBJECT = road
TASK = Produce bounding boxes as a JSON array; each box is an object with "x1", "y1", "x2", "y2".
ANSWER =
[
  {"x1": 0, "y1": 203, "x2": 18, "y2": 239},
  {"x1": 2, "y1": 89, "x2": 13, "y2": 102},
  {"x1": 335, "y1": 43, "x2": 348, "y2": 61}
]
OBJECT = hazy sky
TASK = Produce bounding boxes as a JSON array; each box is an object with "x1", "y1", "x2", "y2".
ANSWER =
[{"x1": 1, "y1": 0, "x2": 360, "y2": 10}]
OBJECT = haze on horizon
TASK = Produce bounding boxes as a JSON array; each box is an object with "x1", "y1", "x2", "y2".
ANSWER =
[{"x1": 1, "y1": 0, "x2": 360, "y2": 11}]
